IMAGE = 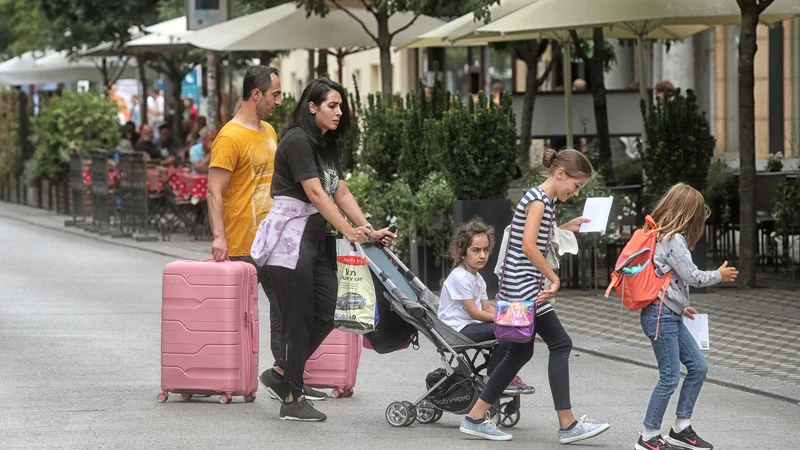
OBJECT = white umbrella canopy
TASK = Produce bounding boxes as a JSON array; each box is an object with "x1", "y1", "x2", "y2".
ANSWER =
[
  {"x1": 143, "y1": 16, "x2": 189, "y2": 35},
  {"x1": 477, "y1": 0, "x2": 800, "y2": 36},
  {"x1": 0, "y1": 51, "x2": 53, "y2": 84},
  {"x1": 0, "y1": 50, "x2": 140, "y2": 85},
  {"x1": 13, "y1": 51, "x2": 140, "y2": 84},
  {"x1": 185, "y1": 3, "x2": 445, "y2": 51},
  {"x1": 473, "y1": 0, "x2": 800, "y2": 103},
  {"x1": 398, "y1": 0, "x2": 534, "y2": 49},
  {"x1": 125, "y1": 16, "x2": 194, "y2": 53}
]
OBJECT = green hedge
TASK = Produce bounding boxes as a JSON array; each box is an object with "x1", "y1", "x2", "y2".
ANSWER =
[{"x1": 31, "y1": 89, "x2": 119, "y2": 184}]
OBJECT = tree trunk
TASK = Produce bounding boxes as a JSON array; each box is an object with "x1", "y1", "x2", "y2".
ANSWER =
[
  {"x1": 336, "y1": 52, "x2": 345, "y2": 85},
  {"x1": 308, "y1": 49, "x2": 316, "y2": 83},
  {"x1": 17, "y1": 88, "x2": 30, "y2": 163},
  {"x1": 519, "y1": 57, "x2": 538, "y2": 168},
  {"x1": 738, "y1": 7, "x2": 759, "y2": 288},
  {"x1": 101, "y1": 58, "x2": 110, "y2": 90},
  {"x1": 317, "y1": 49, "x2": 329, "y2": 78},
  {"x1": 588, "y1": 28, "x2": 616, "y2": 186},
  {"x1": 137, "y1": 56, "x2": 149, "y2": 126},
  {"x1": 170, "y1": 59, "x2": 185, "y2": 142},
  {"x1": 377, "y1": 10, "x2": 393, "y2": 98}
]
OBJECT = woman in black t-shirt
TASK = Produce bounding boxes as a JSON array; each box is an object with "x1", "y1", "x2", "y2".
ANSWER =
[{"x1": 261, "y1": 78, "x2": 396, "y2": 422}]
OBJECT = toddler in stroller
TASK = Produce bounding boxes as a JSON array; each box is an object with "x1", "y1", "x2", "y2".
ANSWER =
[
  {"x1": 360, "y1": 236, "x2": 527, "y2": 429},
  {"x1": 438, "y1": 219, "x2": 534, "y2": 395}
]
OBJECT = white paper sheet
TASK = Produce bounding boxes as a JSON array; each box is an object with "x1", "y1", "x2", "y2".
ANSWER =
[
  {"x1": 578, "y1": 196, "x2": 614, "y2": 235},
  {"x1": 683, "y1": 314, "x2": 710, "y2": 350}
]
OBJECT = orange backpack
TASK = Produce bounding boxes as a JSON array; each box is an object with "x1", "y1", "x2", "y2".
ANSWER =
[{"x1": 605, "y1": 216, "x2": 672, "y2": 337}]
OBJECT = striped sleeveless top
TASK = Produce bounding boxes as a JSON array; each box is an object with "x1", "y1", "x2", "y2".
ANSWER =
[{"x1": 497, "y1": 186, "x2": 555, "y2": 317}]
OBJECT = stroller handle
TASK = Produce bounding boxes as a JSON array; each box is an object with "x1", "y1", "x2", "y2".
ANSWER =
[
  {"x1": 364, "y1": 241, "x2": 427, "y2": 292},
  {"x1": 363, "y1": 251, "x2": 427, "y2": 320}
]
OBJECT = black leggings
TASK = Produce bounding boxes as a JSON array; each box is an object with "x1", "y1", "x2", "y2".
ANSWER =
[
  {"x1": 479, "y1": 311, "x2": 573, "y2": 410},
  {"x1": 230, "y1": 255, "x2": 283, "y2": 369},
  {"x1": 265, "y1": 229, "x2": 337, "y2": 398}
]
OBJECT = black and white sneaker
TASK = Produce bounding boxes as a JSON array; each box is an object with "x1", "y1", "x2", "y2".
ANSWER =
[
  {"x1": 634, "y1": 434, "x2": 680, "y2": 450},
  {"x1": 259, "y1": 369, "x2": 289, "y2": 404},
  {"x1": 279, "y1": 396, "x2": 327, "y2": 422},
  {"x1": 665, "y1": 426, "x2": 713, "y2": 449},
  {"x1": 302, "y1": 385, "x2": 328, "y2": 401}
]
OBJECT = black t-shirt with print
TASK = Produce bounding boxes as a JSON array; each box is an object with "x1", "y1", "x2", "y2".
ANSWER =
[{"x1": 271, "y1": 127, "x2": 344, "y2": 204}]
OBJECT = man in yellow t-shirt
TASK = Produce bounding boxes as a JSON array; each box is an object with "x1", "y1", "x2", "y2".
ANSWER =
[{"x1": 207, "y1": 65, "x2": 286, "y2": 381}]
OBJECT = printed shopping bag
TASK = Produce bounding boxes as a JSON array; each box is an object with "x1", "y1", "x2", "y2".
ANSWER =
[{"x1": 334, "y1": 239, "x2": 378, "y2": 334}]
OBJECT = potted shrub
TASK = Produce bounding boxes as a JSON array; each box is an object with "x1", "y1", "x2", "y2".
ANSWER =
[
  {"x1": 638, "y1": 88, "x2": 715, "y2": 275},
  {"x1": 445, "y1": 91, "x2": 519, "y2": 298},
  {"x1": 31, "y1": 89, "x2": 119, "y2": 185}
]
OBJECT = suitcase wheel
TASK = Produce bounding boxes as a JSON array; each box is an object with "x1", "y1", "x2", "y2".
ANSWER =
[
  {"x1": 181, "y1": 393, "x2": 193, "y2": 401},
  {"x1": 244, "y1": 393, "x2": 256, "y2": 403},
  {"x1": 157, "y1": 392, "x2": 168, "y2": 403},
  {"x1": 332, "y1": 389, "x2": 353, "y2": 399},
  {"x1": 219, "y1": 394, "x2": 232, "y2": 404}
]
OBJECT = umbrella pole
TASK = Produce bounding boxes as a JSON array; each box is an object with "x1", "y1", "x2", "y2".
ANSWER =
[
  {"x1": 563, "y1": 40, "x2": 573, "y2": 149},
  {"x1": 637, "y1": 33, "x2": 648, "y2": 145}
]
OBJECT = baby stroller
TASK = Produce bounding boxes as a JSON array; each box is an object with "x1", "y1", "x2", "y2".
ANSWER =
[{"x1": 361, "y1": 242, "x2": 526, "y2": 428}]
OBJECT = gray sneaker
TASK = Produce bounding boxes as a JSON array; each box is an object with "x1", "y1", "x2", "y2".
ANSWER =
[
  {"x1": 459, "y1": 416, "x2": 513, "y2": 441},
  {"x1": 260, "y1": 369, "x2": 290, "y2": 404},
  {"x1": 279, "y1": 397, "x2": 327, "y2": 422},
  {"x1": 558, "y1": 415, "x2": 610, "y2": 444}
]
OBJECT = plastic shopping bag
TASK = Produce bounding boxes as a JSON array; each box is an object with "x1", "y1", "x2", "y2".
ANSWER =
[{"x1": 334, "y1": 239, "x2": 377, "y2": 334}]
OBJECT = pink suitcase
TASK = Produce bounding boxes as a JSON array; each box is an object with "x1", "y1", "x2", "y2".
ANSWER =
[
  {"x1": 303, "y1": 329, "x2": 362, "y2": 398},
  {"x1": 157, "y1": 259, "x2": 259, "y2": 404}
]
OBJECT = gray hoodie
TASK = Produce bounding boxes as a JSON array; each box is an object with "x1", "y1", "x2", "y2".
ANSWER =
[{"x1": 653, "y1": 234, "x2": 721, "y2": 315}]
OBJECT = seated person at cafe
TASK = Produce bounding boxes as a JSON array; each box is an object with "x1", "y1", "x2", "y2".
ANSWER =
[
  {"x1": 189, "y1": 127, "x2": 217, "y2": 174},
  {"x1": 155, "y1": 123, "x2": 182, "y2": 167},
  {"x1": 134, "y1": 124, "x2": 159, "y2": 161}
]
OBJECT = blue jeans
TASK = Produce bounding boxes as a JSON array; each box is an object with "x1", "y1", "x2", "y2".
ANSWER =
[{"x1": 640, "y1": 303, "x2": 709, "y2": 430}]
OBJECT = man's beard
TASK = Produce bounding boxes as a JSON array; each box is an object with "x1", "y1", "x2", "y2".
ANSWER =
[{"x1": 258, "y1": 104, "x2": 271, "y2": 120}]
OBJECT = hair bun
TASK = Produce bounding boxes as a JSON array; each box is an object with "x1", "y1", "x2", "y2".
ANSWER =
[{"x1": 542, "y1": 149, "x2": 557, "y2": 168}]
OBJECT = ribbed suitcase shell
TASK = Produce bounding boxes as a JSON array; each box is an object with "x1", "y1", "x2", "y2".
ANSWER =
[
  {"x1": 158, "y1": 260, "x2": 259, "y2": 404},
  {"x1": 304, "y1": 329, "x2": 361, "y2": 398}
]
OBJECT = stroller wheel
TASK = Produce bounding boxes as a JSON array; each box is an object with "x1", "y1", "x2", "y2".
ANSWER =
[
  {"x1": 415, "y1": 400, "x2": 437, "y2": 424},
  {"x1": 498, "y1": 400, "x2": 521, "y2": 428},
  {"x1": 386, "y1": 401, "x2": 413, "y2": 427},
  {"x1": 402, "y1": 401, "x2": 417, "y2": 426}
]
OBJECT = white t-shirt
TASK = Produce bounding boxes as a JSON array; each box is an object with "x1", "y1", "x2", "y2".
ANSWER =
[{"x1": 438, "y1": 267, "x2": 488, "y2": 332}]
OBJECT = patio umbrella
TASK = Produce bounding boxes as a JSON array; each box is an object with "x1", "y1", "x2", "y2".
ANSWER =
[
  {"x1": 397, "y1": 0, "x2": 535, "y2": 49},
  {"x1": 0, "y1": 50, "x2": 139, "y2": 85},
  {"x1": 474, "y1": 0, "x2": 800, "y2": 105},
  {"x1": 185, "y1": 3, "x2": 444, "y2": 51},
  {"x1": 0, "y1": 51, "x2": 53, "y2": 85}
]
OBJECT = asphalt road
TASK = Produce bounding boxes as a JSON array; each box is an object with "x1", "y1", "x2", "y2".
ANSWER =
[{"x1": 0, "y1": 214, "x2": 797, "y2": 449}]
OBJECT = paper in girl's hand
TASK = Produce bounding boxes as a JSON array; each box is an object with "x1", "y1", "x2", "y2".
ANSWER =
[
  {"x1": 683, "y1": 314, "x2": 710, "y2": 350},
  {"x1": 579, "y1": 196, "x2": 614, "y2": 235}
]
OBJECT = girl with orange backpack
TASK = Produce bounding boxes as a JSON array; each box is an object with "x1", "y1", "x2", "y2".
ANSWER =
[{"x1": 626, "y1": 184, "x2": 738, "y2": 450}]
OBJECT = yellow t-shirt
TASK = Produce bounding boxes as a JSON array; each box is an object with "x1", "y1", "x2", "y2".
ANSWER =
[{"x1": 209, "y1": 120, "x2": 278, "y2": 257}]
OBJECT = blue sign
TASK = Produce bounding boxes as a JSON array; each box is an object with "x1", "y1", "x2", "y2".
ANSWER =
[{"x1": 181, "y1": 66, "x2": 200, "y2": 106}]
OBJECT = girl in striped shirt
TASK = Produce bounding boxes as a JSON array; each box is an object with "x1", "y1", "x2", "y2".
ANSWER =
[{"x1": 459, "y1": 149, "x2": 610, "y2": 443}]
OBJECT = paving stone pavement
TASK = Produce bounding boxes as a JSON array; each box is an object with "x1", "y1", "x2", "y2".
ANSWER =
[{"x1": 556, "y1": 284, "x2": 800, "y2": 387}]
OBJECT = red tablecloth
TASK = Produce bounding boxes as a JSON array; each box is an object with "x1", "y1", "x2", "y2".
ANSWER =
[{"x1": 82, "y1": 168, "x2": 118, "y2": 187}]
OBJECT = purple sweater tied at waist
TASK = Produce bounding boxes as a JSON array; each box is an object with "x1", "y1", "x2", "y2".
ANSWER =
[{"x1": 250, "y1": 196, "x2": 319, "y2": 269}]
